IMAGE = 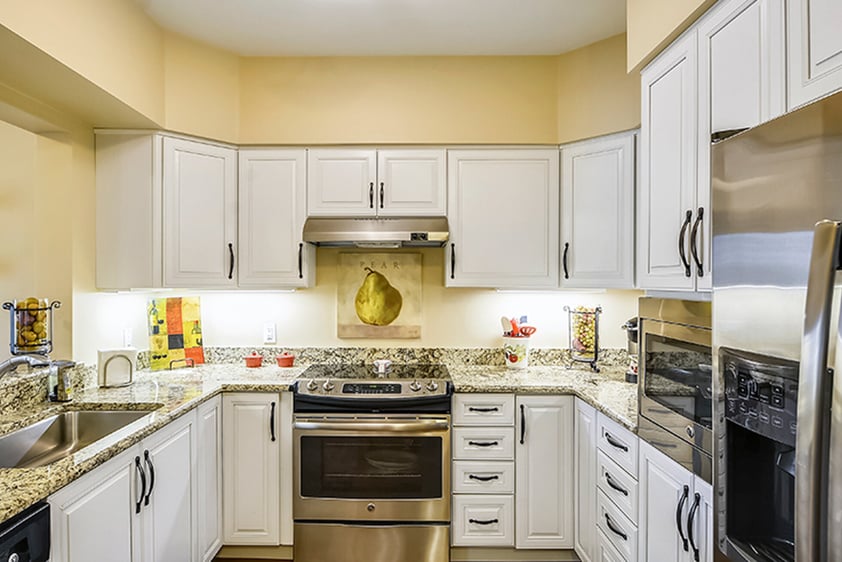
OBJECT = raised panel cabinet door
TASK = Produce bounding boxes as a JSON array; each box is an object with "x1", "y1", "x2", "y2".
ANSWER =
[
  {"x1": 691, "y1": 476, "x2": 714, "y2": 562},
  {"x1": 197, "y1": 396, "x2": 222, "y2": 562},
  {"x1": 238, "y1": 149, "x2": 312, "y2": 288},
  {"x1": 223, "y1": 393, "x2": 280, "y2": 545},
  {"x1": 162, "y1": 137, "x2": 237, "y2": 288},
  {"x1": 638, "y1": 441, "x2": 695, "y2": 562},
  {"x1": 49, "y1": 446, "x2": 141, "y2": 562},
  {"x1": 515, "y1": 395, "x2": 574, "y2": 549},
  {"x1": 376, "y1": 149, "x2": 446, "y2": 216},
  {"x1": 638, "y1": 31, "x2": 699, "y2": 291},
  {"x1": 561, "y1": 131, "x2": 636, "y2": 289},
  {"x1": 788, "y1": 0, "x2": 842, "y2": 109},
  {"x1": 574, "y1": 399, "x2": 599, "y2": 562},
  {"x1": 447, "y1": 150, "x2": 560, "y2": 289},
  {"x1": 307, "y1": 149, "x2": 377, "y2": 216},
  {"x1": 139, "y1": 412, "x2": 197, "y2": 562}
]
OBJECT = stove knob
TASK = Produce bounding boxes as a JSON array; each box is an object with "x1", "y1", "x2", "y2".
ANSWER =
[
  {"x1": 306, "y1": 380, "x2": 318, "y2": 391},
  {"x1": 322, "y1": 381, "x2": 335, "y2": 392},
  {"x1": 425, "y1": 381, "x2": 439, "y2": 392},
  {"x1": 409, "y1": 380, "x2": 422, "y2": 392}
]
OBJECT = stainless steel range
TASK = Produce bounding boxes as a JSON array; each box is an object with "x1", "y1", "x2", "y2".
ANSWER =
[{"x1": 291, "y1": 363, "x2": 452, "y2": 562}]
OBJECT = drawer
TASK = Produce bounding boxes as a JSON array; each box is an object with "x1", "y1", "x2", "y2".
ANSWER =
[
  {"x1": 453, "y1": 394, "x2": 515, "y2": 426},
  {"x1": 452, "y1": 495, "x2": 514, "y2": 547},
  {"x1": 596, "y1": 489, "x2": 638, "y2": 562},
  {"x1": 596, "y1": 528, "x2": 627, "y2": 562},
  {"x1": 597, "y1": 413, "x2": 639, "y2": 478},
  {"x1": 452, "y1": 461, "x2": 515, "y2": 494},
  {"x1": 452, "y1": 427, "x2": 515, "y2": 460},
  {"x1": 597, "y1": 450, "x2": 639, "y2": 524}
]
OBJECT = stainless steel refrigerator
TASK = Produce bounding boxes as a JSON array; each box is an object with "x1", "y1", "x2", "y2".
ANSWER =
[{"x1": 712, "y1": 90, "x2": 842, "y2": 562}]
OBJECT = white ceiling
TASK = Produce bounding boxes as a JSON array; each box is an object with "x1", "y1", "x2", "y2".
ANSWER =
[{"x1": 136, "y1": 0, "x2": 626, "y2": 57}]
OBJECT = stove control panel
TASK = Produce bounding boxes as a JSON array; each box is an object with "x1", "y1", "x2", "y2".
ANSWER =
[
  {"x1": 342, "y1": 383, "x2": 402, "y2": 394},
  {"x1": 296, "y1": 378, "x2": 449, "y2": 397}
]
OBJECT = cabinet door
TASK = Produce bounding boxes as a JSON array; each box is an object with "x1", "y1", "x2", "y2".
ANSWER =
[
  {"x1": 447, "y1": 150, "x2": 559, "y2": 289},
  {"x1": 376, "y1": 149, "x2": 446, "y2": 216},
  {"x1": 307, "y1": 149, "x2": 377, "y2": 216},
  {"x1": 696, "y1": 0, "x2": 786, "y2": 291},
  {"x1": 561, "y1": 132, "x2": 636, "y2": 289},
  {"x1": 139, "y1": 411, "x2": 197, "y2": 562},
  {"x1": 238, "y1": 149, "x2": 313, "y2": 288},
  {"x1": 197, "y1": 397, "x2": 222, "y2": 562},
  {"x1": 638, "y1": 441, "x2": 695, "y2": 562},
  {"x1": 788, "y1": 0, "x2": 842, "y2": 109},
  {"x1": 691, "y1": 476, "x2": 713, "y2": 562},
  {"x1": 574, "y1": 399, "x2": 598, "y2": 562},
  {"x1": 223, "y1": 393, "x2": 280, "y2": 545},
  {"x1": 638, "y1": 31, "x2": 698, "y2": 291},
  {"x1": 515, "y1": 395, "x2": 574, "y2": 548},
  {"x1": 49, "y1": 446, "x2": 141, "y2": 562},
  {"x1": 162, "y1": 137, "x2": 237, "y2": 288}
]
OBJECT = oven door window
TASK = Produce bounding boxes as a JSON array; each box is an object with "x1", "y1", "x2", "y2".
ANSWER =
[
  {"x1": 644, "y1": 334, "x2": 712, "y2": 428},
  {"x1": 300, "y1": 436, "x2": 442, "y2": 499}
]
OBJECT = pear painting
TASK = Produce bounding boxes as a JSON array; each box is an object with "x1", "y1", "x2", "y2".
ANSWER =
[
  {"x1": 338, "y1": 253, "x2": 422, "y2": 339},
  {"x1": 355, "y1": 268, "x2": 403, "y2": 326}
]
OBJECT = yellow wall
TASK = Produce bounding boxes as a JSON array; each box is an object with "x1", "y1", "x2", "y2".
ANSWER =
[
  {"x1": 627, "y1": 0, "x2": 715, "y2": 72},
  {"x1": 557, "y1": 34, "x2": 640, "y2": 144},
  {"x1": 239, "y1": 56, "x2": 560, "y2": 144}
]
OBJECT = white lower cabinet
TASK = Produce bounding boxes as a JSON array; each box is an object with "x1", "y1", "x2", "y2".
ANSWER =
[
  {"x1": 222, "y1": 393, "x2": 281, "y2": 545},
  {"x1": 49, "y1": 411, "x2": 201, "y2": 562},
  {"x1": 574, "y1": 398, "x2": 598, "y2": 562},
  {"x1": 452, "y1": 495, "x2": 515, "y2": 547},
  {"x1": 597, "y1": 489, "x2": 638, "y2": 561},
  {"x1": 596, "y1": 528, "x2": 627, "y2": 562},
  {"x1": 197, "y1": 396, "x2": 223, "y2": 562}
]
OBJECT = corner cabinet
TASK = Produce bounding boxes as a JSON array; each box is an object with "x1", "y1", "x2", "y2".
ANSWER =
[
  {"x1": 446, "y1": 150, "x2": 559, "y2": 289},
  {"x1": 574, "y1": 399, "x2": 598, "y2": 562},
  {"x1": 787, "y1": 0, "x2": 842, "y2": 110},
  {"x1": 560, "y1": 132, "x2": 636, "y2": 289}
]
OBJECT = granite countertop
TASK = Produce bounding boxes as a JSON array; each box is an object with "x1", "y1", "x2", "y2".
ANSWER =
[{"x1": 0, "y1": 361, "x2": 636, "y2": 523}]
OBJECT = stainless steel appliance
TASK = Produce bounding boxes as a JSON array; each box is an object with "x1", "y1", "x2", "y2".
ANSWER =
[
  {"x1": 638, "y1": 297, "x2": 713, "y2": 482},
  {"x1": 0, "y1": 501, "x2": 49, "y2": 562},
  {"x1": 712, "y1": 90, "x2": 842, "y2": 561},
  {"x1": 292, "y1": 364, "x2": 452, "y2": 562}
]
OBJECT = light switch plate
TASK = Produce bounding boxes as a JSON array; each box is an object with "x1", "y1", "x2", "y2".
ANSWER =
[
  {"x1": 122, "y1": 328, "x2": 133, "y2": 347},
  {"x1": 263, "y1": 323, "x2": 277, "y2": 345}
]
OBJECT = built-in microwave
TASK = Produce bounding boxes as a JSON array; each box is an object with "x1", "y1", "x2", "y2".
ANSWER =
[{"x1": 637, "y1": 297, "x2": 713, "y2": 483}]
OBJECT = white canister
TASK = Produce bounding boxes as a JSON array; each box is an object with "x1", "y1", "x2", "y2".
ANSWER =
[
  {"x1": 97, "y1": 348, "x2": 137, "y2": 387},
  {"x1": 503, "y1": 337, "x2": 530, "y2": 369}
]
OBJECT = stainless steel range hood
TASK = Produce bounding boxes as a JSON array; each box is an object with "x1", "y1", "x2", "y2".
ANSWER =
[{"x1": 302, "y1": 217, "x2": 449, "y2": 248}]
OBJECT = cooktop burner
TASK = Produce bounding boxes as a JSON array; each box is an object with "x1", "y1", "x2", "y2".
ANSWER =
[{"x1": 300, "y1": 364, "x2": 450, "y2": 381}]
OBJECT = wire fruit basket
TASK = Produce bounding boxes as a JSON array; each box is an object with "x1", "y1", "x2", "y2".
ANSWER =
[
  {"x1": 565, "y1": 305, "x2": 602, "y2": 372},
  {"x1": 2, "y1": 298, "x2": 61, "y2": 356}
]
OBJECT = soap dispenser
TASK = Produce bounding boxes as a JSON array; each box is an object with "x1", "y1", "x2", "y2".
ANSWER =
[{"x1": 49, "y1": 360, "x2": 76, "y2": 402}]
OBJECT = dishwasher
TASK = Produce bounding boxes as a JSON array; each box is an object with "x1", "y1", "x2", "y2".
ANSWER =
[{"x1": 0, "y1": 502, "x2": 50, "y2": 562}]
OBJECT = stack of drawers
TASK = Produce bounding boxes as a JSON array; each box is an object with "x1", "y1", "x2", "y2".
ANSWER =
[
  {"x1": 594, "y1": 414, "x2": 640, "y2": 561},
  {"x1": 450, "y1": 394, "x2": 516, "y2": 547}
]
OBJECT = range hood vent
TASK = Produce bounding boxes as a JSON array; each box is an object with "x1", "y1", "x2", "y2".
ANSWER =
[{"x1": 303, "y1": 217, "x2": 449, "y2": 248}]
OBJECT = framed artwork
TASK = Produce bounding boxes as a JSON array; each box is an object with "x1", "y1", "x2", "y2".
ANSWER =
[
  {"x1": 337, "y1": 253, "x2": 422, "y2": 338},
  {"x1": 147, "y1": 296, "x2": 204, "y2": 370}
]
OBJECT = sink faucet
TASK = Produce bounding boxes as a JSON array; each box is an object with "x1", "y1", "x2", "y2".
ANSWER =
[{"x1": 0, "y1": 354, "x2": 51, "y2": 378}]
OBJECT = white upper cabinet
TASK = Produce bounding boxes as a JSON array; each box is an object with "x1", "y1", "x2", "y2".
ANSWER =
[
  {"x1": 561, "y1": 131, "x2": 636, "y2": 289},
  {"x1": 447, "y1": 149, "x2": 560, "y2": 289},
  {"x1": 238, "y1": 149, "x2": 313, "y2": 288},
  {"x1": 638, "y1": 30, "x2": 700, "y2": 291},
  {"x1": 788, "y1": 0, "x2": 842, "y2": 109},
  {"x1": 308, "y1": 148, "x2": 445, "y2": 217}
]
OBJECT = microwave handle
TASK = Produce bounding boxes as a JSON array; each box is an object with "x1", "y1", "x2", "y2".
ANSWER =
[{"x1": 797, "y1": 220, "x2": 840, "y2": 562}]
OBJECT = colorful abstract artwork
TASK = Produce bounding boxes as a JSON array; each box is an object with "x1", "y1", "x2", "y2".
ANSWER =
[{"x1": 147, "y1": 297, "x2": 205, "y2": 371}]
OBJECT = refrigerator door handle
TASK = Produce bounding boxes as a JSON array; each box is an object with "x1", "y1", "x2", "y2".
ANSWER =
[{"x1": 797, "y1": 219, "x2": 841, "y2": 562}]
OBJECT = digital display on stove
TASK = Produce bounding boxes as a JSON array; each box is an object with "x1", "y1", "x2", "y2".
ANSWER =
[{"x1": 342, "y1": 383, "x2": 402, "y2": 395}]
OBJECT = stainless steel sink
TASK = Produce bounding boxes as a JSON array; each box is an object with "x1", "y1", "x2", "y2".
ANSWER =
[{"x1": 0, "y1": 410, "x2": 153, "y2": 468}]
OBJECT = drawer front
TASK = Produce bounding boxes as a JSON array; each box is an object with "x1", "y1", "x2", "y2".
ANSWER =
[
  {"x1": 452, "y1": 461, "x2": 515, "y2": 494},
  {"x1": 596, "y1": 528, "x2": 627, "y2": 562},
  {"x1": 453, "y1": 394, "x2": 515, "y2": 426},
  {"x1": 597, "y1": 414, "x2": 639, "y2": 478},
  {"x1": 597, "y1": 450, "x2": 639, "y2": 524},
  {"x1": 452, "y1": 495, "x2": 514, "y2": 547},
  {"x1": 452, "y1": 427, "x2": 515, "y2": 460},
  {"x1": 597, "y1": 490, "x2": 638, "y2": 562}
]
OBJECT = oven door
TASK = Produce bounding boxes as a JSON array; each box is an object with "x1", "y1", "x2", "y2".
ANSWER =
[
  {"x1": 640, "y1": 319, "x2": 713, "y2": 455},
  {"x1": 293, "y1": 415, "x2": 450, "y2": 522}
]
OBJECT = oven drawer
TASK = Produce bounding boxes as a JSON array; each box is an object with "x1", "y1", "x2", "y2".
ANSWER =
[
  {"x1": 597, "y1": 450, "x2": 638, "y2": 524},
  {"x1": 452, "y1": 461, "x2": 515, "y2": 494},
  {"x1": 452, "y1": 495, "x2": 514, "y2": 547},
  {"x1": 453, "y1": 394, "x2": 515, "y2": 426},
  {"x1": 295, "y1": 522, "x2": 449, "y2": 562},
  {"x1": 597, "y1": 414, "x2": 638, "y2": 478},
  {"x1": 452, "y1": 427, "x2": 515, "y2": 460},
  {"x1": 596, "y1": 489, "x2": 638, "y2": 562}
]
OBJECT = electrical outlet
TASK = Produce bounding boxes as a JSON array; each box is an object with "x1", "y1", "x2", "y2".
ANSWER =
[
  {"x1": 122, "y1": 328, "x2": 133, "y2": 347},
  {"x1": 263, "y1": 323, "x2": 277, "y2": 345}
]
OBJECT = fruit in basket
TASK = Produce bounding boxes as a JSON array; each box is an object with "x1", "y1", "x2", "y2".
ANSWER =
[{"x1": 355, "y1": 268, "x2": 403, "y2": 326}]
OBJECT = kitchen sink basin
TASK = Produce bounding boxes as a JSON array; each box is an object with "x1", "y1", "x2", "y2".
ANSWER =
[{"x1": 0, "y1": 410, "x2": 154, "y2": 469}]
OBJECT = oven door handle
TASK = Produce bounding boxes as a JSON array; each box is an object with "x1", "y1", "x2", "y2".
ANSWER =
[{"x1": 293, "y1": 419, "x2": 450, "y2": 432}]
